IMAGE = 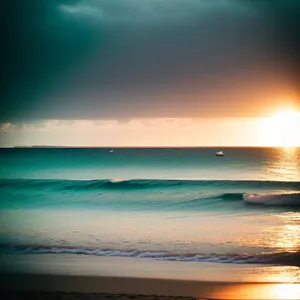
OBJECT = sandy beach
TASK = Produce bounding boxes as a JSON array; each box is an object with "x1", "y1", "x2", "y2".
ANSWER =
[
  {"x1": 2, "y1": 273, "x2": 300, "y2": 300},
  {"x1": 2, "y1": 290, "x2": 197, "y2": 300},
  {"x1": 1, "y1": 254, "x2": 300, "y2": 299}
]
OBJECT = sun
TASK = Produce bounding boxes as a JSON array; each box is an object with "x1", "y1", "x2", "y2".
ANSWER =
[{"x1": 260, "y1": 109, "x2": 300, "y2": 147}]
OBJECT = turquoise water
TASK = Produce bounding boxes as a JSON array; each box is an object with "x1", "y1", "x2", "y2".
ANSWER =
[
  {"x1": 1, "y1": 147, "x2": 299, "y2": 181},
  {"x1": 0, "y1": 147, "x2": 299, "y2": 267}
]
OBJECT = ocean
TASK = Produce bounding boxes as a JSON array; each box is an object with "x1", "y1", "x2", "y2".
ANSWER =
[{"x1": 0, "y1": 147, "x2": 300, "y2": 277}]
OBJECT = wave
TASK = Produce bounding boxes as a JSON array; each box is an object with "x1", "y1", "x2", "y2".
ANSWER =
[
  {"x1": 2, "y1": 245, "x2": 300, "y2": 267},
  {"x1": 1, "y1": 178, "x2": 300, "y2": 191},
  {"x1": 244, "y1": 193, "x2": 300, "y2": 206},
  {"x1": 1, "y1": 178, "x2": 300, "y2": 209}
]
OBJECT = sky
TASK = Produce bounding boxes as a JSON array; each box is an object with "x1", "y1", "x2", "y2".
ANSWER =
[{"x1": 1, "y1": 0, "x2": 300, "y2": 147}]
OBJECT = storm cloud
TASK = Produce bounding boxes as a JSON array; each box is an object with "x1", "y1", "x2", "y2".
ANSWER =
[{"x1": 2, "y1": 0, "x2": 300, "y2": 122}]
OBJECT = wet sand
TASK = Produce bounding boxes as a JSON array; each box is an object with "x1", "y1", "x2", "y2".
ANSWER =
[
  {"x1": 2, "y1": 273, "x2": 300, "y2": 300},
  {"x1": 2, "y1": 291, "x2": 197, "y2": 300},
  {"x1": 1, "y1": 254, "x2": 300, "y2": 299}
]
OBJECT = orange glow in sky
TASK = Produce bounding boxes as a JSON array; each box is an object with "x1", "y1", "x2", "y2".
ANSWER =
[
  {"x1": 1, "y1": 109, "x2": 300, "y2": 147},
  {"x1": 260, "y1": 108, "x2": 300, "y2": 147}
]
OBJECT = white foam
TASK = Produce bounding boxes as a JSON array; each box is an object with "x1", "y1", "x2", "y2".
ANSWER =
[
  {"x1": 243, "y1": 192, "x2": 300, "y2": 206},
  {"x1": 109, "y1": 178, "x2": 128, "y2": 183},
  {"x1": 5, "y1": 245, "x2": 299, "y2": 266}
]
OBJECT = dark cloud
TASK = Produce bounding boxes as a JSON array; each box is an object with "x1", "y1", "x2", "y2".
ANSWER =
[
  {"x1": 242, "y1": 0, "x2": 300, "y2": 82},
  {"x1": 1, "y1": 0, "x2": 299, "y2": 122},
  {"x1": 2, "y1": 0, "x2": 105, "y2": 120}
]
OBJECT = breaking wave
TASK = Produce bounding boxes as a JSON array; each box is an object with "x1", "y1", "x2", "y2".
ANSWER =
[
  {"x1": 1, "y1": 178, "x2": 300, "y2": 210},
  {"x1": 244, "y1": 193, "x2": 300, "y2": 206},
  {"x1": 1, "y1": 178, "x2": 300, "y2": 191},
  {"x1": 2, "y1": 245, "x2": 300, "y2": 267}
]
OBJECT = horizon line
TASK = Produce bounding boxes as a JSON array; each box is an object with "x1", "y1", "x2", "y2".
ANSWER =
[{"x1": 2, "y1": 145, "x2": 299, "y2": 149}]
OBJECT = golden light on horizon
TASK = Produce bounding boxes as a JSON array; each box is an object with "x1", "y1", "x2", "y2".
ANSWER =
[{"x1": 260, "y1": 109, "x2": 300, "y2": 147}]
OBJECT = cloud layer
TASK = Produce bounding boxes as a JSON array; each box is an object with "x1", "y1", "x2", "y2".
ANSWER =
[
  {"x1": 0, "y1": 118, "x2": 263, "y2": 147},
  {"x1": 2, "y1": 0, "x2": 300, "y2": 122}
]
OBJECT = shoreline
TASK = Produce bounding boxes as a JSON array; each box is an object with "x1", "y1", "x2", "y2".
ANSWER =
[{"x1": 1, "y1": 253, "x2": 300, "y2": 282}]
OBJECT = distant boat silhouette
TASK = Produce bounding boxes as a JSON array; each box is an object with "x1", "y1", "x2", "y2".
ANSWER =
[
  {"x1": 109, "y1": 149, "x2": 114, "y2": 153},
  {"x1": 216, "y1": 150, "x2": 224, "y2": 156}
]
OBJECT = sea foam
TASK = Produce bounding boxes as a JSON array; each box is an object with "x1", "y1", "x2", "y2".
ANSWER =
[{"x1": 244, "y1": 193, "x2": 300, "y2": 206}]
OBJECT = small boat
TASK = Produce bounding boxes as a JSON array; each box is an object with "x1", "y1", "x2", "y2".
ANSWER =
[
  {"x1": 216, "y1": 150, "x2": 224, "y2": 156},
  {"x1": 109, "y1": 149, "x2": 114, "y2": 153}
]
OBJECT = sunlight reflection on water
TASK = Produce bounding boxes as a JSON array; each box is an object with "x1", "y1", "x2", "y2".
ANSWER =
[
  {"x1": 263, "y1": 147, "x2": 300, "y2": 181},
  {"x1": 260, "y1": 212, "x2": 300, "y2": 253}
]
